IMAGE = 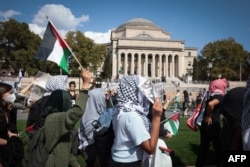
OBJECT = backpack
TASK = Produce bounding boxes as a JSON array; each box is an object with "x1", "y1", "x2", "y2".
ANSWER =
[
  {"x1": 186, "y1": 92, "x2": 208, "y2": 131},
  {"x1": 26, "y1": 126, "x2": 62, "y2": 167},
  {"x1": 26, "y1": 127, "x2": 49, "y2": 167}
]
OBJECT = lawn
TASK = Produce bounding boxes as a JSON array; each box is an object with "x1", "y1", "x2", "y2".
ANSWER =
[
  {"x1": 17, "y1": 116, "x2": 216, "y2": 167},
  {"x1": 166, "y1": 117, "x2": 216, "y2": 166}
]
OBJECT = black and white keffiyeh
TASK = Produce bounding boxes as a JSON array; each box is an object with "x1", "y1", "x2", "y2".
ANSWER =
[
  {"x1": 45, "y1": 75, "x2": 68, "y2": 95},
  {"x1": 116, "y1": 75, "x2": 151, "y2": 131}
]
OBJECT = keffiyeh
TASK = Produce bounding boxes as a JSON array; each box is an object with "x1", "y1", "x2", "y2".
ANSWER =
[
  {"x1": 116, "y1": 75, "x2": 151, "y2": 131},
  {"x1": 208, "y1": 78, "x2": 228, "y2": 96},
  {"x1": 45, "y1": 75, "x2": 68, "y2": 95}
]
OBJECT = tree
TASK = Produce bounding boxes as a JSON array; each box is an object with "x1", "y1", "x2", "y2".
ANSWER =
[
  {"x1": 0, "y1": 19, "x2": 42, "y2": 76},
  {"x1": 101, "y1": 54, "x2": 112, "y2": 80},
  {"x1": 192, "y1": 58, "x2": 198, "y2": 81},
  {"x1": 65, "y1": 31, "x2": 107, "y2": 77},
  {"x1": 200, "y1": 37, "x2": 248, "y2": 81},
  {"x1": 0, "y1": 19, "x2": 109, "y2": 77}
]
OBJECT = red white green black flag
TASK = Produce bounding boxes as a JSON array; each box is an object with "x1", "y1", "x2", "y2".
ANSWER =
[
  {"x1": 161, "y1": 113, "x2": 180, "y2": 136},
  {"x1": 36, "y1": 20, "x2": 72, "y2": 74}
]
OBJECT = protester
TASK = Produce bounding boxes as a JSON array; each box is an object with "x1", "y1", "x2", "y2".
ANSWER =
[
  {"x1": 188, "y1": 92, "x2": 193, "y2": 109},
  {"x1": 0, "y1": 82, "x2": 23, "y2": 167},
  {"x1": 26, "y1": 75, "x2": 69, "y2": 130},
  {"x1": 195, "y1": 78, "x2": 228, "y2": 167},
  {"x1": 68, "y1": 81, "x2": 78, "y2": 106},
  {"x1": 26, "y1": 69, "x2": 91, "y2": 167},
  {"x1": 78, "y1": 88, "x2": 107, "y2": 167},
  {"x1": 220, "y1": 87, "x2": 245, "y2": 166},
  {"x1": 143, "y1": 96, "x2": 173, "y2": 167},
  {"x1": 108, "y1": 75, "x2": 163, "y2": 167},
  {"x1": 196, "y1": 88, "x2": 206, "y2": 106},
  {"x1": 182, "y1": 90, "x2": 189, "y2": 117},
  {"x1": 173, "y1": 89, "x2": 180, "y2": 113}
]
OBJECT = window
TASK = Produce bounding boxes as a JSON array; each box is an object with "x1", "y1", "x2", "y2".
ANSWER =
[
  {"x1": 188, "y1": 61, "x2": 191, "y2": 66},
  {"x1": 136, "y1": 34, "x2": 152, "y2": 39}
]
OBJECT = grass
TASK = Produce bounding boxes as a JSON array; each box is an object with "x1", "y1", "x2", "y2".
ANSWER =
[
  {"x1": 166, "y1": 117, "x2": 216, "y2": 166},
  {"x1": 17, "y1": 116, "x2": 216, "y2": 167}
]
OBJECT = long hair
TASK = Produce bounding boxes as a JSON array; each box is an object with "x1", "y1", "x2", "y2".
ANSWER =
[{"x1": 0, "y1": 82, "x2": 13, "y2": 117}]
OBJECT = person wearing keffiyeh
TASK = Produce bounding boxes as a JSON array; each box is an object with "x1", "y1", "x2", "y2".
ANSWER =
[
  {"x1": 26, "y1": 75, "x2": 71, "y2": 129},
  {"x1": 27, "y1": 69, "x2": 91, "y2": 167},
  {"x1": 196, "y1": 78, "x2": 228, "y2": 167},
  {"x1": 108, "y1": 75, "x2": 163, "y2": 167}
]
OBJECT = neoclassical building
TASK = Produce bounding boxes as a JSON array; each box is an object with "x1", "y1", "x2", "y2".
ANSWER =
[{"x1": 108, "y1": 18, "x2": 197, "y2": 80}]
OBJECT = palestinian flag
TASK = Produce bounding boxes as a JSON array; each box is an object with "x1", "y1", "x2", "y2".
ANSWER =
[
  {"x1": 161, "y1": 113, "x2": 180, "y2": 135},
  {"x1": 36, "y1": 21, "x2": 71, "y2": 73}
]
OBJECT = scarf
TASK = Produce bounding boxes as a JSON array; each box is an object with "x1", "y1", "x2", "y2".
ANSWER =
[
  {"x1": 44, "y1": 75, "x2": 68, "y2": 96},
  {"x1": 208, "y1": 78, "x2": 228, "y2": 96},
  {"x1": 116, "y1": 75, "x2": 151, "y2": 131}
]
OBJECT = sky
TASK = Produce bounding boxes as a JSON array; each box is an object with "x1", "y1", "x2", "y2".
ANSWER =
[{"x1": 0, "y1": 0, "x2": 250, "y2": 54}]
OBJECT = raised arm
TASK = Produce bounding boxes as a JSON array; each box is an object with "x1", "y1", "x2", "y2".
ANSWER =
[{"x1": 140, "y1": 98, "x2": 163, "y2": 154}]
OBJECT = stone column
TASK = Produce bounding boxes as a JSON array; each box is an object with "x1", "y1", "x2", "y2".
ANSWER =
[
  {"x1": 165, "y1": 55, "x2": 168, "y2": 77},
  {"x1": 138, "y1": 54, "x2": 141, "y2": 75},
  {"x1": 112, "y1": 50, "x2": 117, "y2": 78},
  {"x1": 131, "y1": 54, "x2": 134, "y2": 75},
  {"x1": 117, "y1": 52, "x2": 121, "y2": 76},
  {"x1": 152, "y1": 54, "x2": 155, "y2": 78},
  {"x1": 145, "y1": 54, "x2": 148, "y2": 77},
  {"x1": 124, "y1": 53, "x2": 128, "y2": 75},
  {"x1": 159, "y1": 54, "x2": 162, "y2": 77},
  {"x1": 172, "y1": 55, "x2": 175, "y2": 77},
  {"x1": 171, "y1": 55, "x2": 174, "y2": 77}
]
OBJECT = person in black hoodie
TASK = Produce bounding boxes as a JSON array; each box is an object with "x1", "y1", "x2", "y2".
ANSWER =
[{"x1": 219, "y1": 87, "x2": 245, "y2": 166}]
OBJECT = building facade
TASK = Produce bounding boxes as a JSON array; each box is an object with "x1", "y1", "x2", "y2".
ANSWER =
[{"x1": 109, "y1": 18, "x2": 197, "y2": 81}]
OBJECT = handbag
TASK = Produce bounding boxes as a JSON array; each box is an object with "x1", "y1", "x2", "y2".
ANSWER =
[
  {"x1": 186, "y1": 103, "x2": 202, "y2": 131},
  {"x1": 196, "y1": 93, "x2": 209, "y2": 126},
  {"x1": 186, "y1": 92, "x2": 208, "y2": 131},
  {"x1": 92, "y1": 96, "x2": 116, "y2": 136}
]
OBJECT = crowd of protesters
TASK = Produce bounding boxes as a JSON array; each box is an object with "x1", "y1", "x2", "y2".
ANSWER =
[{"x1": 1, "y1": 70, "x2": 250, "y2": 167}]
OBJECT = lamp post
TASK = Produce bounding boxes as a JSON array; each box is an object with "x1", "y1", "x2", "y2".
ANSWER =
[{"x1": 208, "y1": 62, "x2": 213, "y2": 81}]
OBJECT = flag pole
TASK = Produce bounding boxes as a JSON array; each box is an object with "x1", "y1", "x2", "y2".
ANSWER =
[{"x1": 45, "y1": 16, "x2": 84, "y2": 70}]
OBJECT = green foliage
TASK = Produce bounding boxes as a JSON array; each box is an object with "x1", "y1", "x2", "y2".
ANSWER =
[
  {"x1": 194, "y1": 56, "x2": 209, "y2": 81},
  {"x1": 192, "y1": 58, "x2": 198, "y2": 80},
  {"x1": 65, "y1": 31, "x2": 107, "y2": 77},
  {"x1": 200, "y1": 37, "x2": 248, "y2": 80},
  {"x1": 0, "y1": 19, "x2": 108, "y2": 77},
  {"x1": 101, "y1": 54, "x2": 112, "y2": 80},
  {"x1": 0, "y1": 19, "x2": 42, "y2": 76}
]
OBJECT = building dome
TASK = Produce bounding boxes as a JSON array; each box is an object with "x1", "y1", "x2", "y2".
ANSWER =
[{"x1": 116, "y1": 18, "x2": 161, "y2": 30}]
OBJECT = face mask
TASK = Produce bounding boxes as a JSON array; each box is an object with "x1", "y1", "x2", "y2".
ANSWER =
[{"x1": 4, "y1": 93, "x2": 16, "y2": 104}]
